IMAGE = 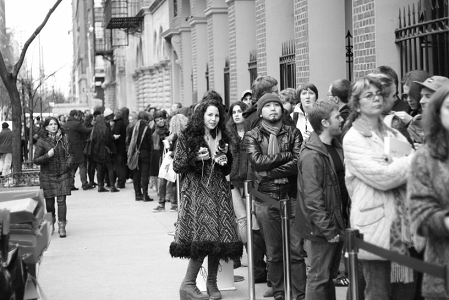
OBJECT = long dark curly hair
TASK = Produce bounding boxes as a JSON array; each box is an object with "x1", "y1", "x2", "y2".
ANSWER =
[
  {"x1": 182, "y1": 98, "x2": 230, "y2": 152},
  {"x1": 226, "y1": 101, "x2": 248, "y2": 146}
]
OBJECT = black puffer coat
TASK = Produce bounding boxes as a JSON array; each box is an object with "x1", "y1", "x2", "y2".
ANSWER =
[{"x1": 33, "y1": 130, "x2": 71, "y2": 198}]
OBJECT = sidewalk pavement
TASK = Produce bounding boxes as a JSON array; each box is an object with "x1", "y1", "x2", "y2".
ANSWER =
[{"x1": 38, "y1": 177, "x2": 348, "y2": 299}]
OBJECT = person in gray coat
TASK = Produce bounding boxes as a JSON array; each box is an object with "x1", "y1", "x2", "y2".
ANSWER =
[{"x1": 0, "y1": 122, "x2": 13, "y2": 176}]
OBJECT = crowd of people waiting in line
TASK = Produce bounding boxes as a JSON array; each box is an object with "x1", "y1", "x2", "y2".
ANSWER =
[
  {"x1": 167, "y1": 66, "x2": 449, "y2": 300},
  {"x1": 12, "y1": 64, "x2": 449, "y2": 300}
]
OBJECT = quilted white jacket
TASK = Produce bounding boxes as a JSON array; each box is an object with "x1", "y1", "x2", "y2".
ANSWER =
[{"x1": 343, "y1": 118, "x2": 412, "y2": 260}]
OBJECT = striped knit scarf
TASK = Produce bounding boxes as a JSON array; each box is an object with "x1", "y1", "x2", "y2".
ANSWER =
[{"x1": 261, "y1": 120, "x2": 288, "y2": 184}]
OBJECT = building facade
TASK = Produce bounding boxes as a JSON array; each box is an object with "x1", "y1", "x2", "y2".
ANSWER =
[{"x1": 73, "y1": 0, "x2": 448, "y2": 112}]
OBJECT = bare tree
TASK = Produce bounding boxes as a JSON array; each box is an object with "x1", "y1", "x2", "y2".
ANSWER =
[{"x1": 0, "y1": 0, "x2": 63, "y2": 173}]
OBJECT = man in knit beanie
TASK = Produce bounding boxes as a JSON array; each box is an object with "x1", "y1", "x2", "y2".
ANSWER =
[{"x1": 244, "y1": 93, "x2": 306, "y2": 300}]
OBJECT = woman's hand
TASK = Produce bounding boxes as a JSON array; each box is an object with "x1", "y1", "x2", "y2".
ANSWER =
[
  {"x1": 48, "y1": 148, "x2": 54, "y2": 158},
  {"x1": 218, "y1": 142, "x2": 229, "y2": 154},
  {"x1": 195, "y1": 147, "x2": 210, "y2": 161},
  {"x1": 214, "y1": 153, "x2": 228, "y2": 166},
  {"x1": 394, "y1": 111, "x2": 413, "y2": 125},
  {"x1": 302, "y1": 130, "x2": 311, "y2": 140}
]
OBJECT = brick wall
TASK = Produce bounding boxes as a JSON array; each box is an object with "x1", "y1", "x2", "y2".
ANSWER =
[
  {"x1": 352, "y1": 0, "x2": 376, "y2": 80},
  {"x1": 228, "y1": 1, "x2": 237, "y2": 102},
  {"x1": 255, "y1": 0, "x2": 266, "y2": 76},
  {"x1": 294, "y1": 0, "x2": 309, "y2": 85}
]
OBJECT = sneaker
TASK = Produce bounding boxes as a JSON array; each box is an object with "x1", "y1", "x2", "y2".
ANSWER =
[
  {"x1": 98, "y1": 187, "x2": 109, "y2": 192},
  {"x1": 82, "y1": 183, "x2": 94, "y2": 190},
  {"x1": 153, "y1": 205, "x2": 165, "y2": 212},
  {"x1": 110, "y1": 187, "x2": 120, "y2": 193},
  {"x1": 170, "y1": 205, "x2": 178, "y2": 212}
]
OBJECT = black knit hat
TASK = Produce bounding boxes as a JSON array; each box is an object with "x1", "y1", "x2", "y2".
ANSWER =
[
  {"x1": 257, "y1": 93, "x2": 284, "y2": 117},
  {"x1": 2, "y1": 122, "x2": 8, "y2": 129}
]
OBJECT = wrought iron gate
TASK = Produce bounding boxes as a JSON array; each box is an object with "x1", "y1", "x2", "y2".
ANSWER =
[
  {"x1": 279, "y1": 40, "x2": 296, "y2": 90},
  {"x1": 395, "y1": 0, "x2": 449, "y2": 79}
]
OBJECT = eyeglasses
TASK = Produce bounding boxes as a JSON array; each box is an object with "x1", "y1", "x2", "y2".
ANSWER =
[{"x1": 362, "y1": 91, "x2": 383, "y2": 101}]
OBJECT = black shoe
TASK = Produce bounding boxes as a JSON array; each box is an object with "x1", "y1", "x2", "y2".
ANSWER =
[
  {"x1": 135, "y1": 194, "x2": 144, "y2": 201},
  {"x1": 110, "y1": 187, "x2": 120, "y2": 193},
  {"x1": 118, "y1": 184, "x2": 125, "y2": 189},
  {"x1": 71, "y1": 187, "x2": 79, "y2": 191},
  {"x1": 91, "y1": 182, "x2": 97, "y2": 187},
  {"x1": 82, "y1": 183, "x2": 94, "y2": 190},
  {"x1": 143, "y1": 194, "x2": 153, "y2": 202},
  {"x1": 98, "y1": 187, "x2": 109, "y2": 192}
]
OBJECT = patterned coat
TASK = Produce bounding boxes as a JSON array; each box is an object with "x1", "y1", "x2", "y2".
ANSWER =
[
  {"x1": 33, "y1": 131, "x2": 71, "y2": 198},
  {"x1": 408, "y1": 145, "x2": 449, "y2": 299},
  {"x1": 169, "y1": 132, "x2": 243, "y2": 261}
]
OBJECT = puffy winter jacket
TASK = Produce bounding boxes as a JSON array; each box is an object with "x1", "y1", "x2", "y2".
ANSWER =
[
  {"x1": 33, "y1": 131, "x2": 71, "y2": 198},
  {"x1": 295, "y1": 132, "x2": 346, "y2": 242},
  {"x1": 343, "y1": 118, "x2": 412, "y2": 260},
  {"x1": 244, "y1": 123, "x2": 302, "y2": 199}
]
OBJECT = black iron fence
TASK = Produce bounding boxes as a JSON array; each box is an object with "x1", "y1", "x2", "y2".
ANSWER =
[
  {"x1": 279, "y1": 40, "x2": 296, "y2": 90},
  {"x1": 395, "y1": 0, "x2": 449, "y2": 79}
]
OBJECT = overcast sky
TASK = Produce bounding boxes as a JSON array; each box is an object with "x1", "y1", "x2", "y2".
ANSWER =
[{"x1": 5, "y1": 0, "x2": 73, "y2": 97}]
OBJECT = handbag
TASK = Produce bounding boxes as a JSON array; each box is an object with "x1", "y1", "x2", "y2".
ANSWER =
[
  {"x1": 158, "y1": 150, "x2": 176, "y2": 182},
  {"x1": 83, "y1": 130, "x2": 93, "y2": 156},
  {"x1": 127, "y1": 127, "x2": 147, "y2": 170}
]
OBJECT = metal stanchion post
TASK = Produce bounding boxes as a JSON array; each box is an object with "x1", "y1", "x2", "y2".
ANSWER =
[
  {"x1": 280, "y1": 198, "x2": 292, "y2": 300},
  {"x1": 244, "y1": 180, "x2": 256, "y2": 300},
  {"x1": 176, "y1": 174, "x2": 181, "y2": 209},
  {"x1": 345, "y1": 229, "x2": 360, "y2": 300}
]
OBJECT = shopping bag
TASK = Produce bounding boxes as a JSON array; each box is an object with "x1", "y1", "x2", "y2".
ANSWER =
[{"x1": 158, "y1": 153, "x2": 176, "y2": 182}]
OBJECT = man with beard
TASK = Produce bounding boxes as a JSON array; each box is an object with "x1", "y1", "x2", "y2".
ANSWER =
[
  {"x1": 296, "y1": 99, "x2": 347, "y2": 300},
  {"x1": 244, "y1": 93, "x2": 306, "y2": 300}
]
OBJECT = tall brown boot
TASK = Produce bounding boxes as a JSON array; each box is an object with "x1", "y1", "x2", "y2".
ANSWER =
[
  {"x1": 206, "y1": 256, "x2": 222, "y2": 300},
  {"x1": 179, "y1": 259, "x2": 208, "y2": 300}
]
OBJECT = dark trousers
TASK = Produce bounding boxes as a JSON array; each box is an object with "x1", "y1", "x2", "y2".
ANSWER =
[
  {"x1": 113, "y1": 153, "x2": 126, "y2": 187},
  {"x1": 45, "y1": 196, "x2": 67, "y2": 222},
  {"x1": 133, "y1": 156, "x2": 150, "y2": 195},
  {"x1": 255, "y1": 199, "x2": 307, "y2": 300},
  {"x1": 305, "y1": 240, "x2": 343, "y2": 300},
  {"x1": 70, "y1": 161, "x2": 88, "y2": 188},
  {"x1": 87, "y1": 157, "x2": 96, "y2": 184},
  {"x1": 253, "y1": 229, "x2": 268, "y2": 280},
  {"x1": 96, "y1": 160, "x2": 115, "y2": 188}
]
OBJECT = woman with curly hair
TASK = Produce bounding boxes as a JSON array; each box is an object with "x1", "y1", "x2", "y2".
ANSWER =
[
  {"x1": 34, "y1": 117, "x2": 71, "y2": 237},
  {"x1": 170, "y1": 94, "x2": 243, "y2": 300},
  {"x1": 408, "y1": 84, "x2": 449, "y2": 299}
]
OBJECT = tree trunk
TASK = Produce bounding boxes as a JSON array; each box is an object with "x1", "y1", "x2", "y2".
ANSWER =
[{"x1": 8, "y1": 80, "x2": 22, "y2": 174}]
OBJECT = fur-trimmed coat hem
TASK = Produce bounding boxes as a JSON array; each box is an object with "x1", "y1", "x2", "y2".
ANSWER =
[{"x1": 169, "y1": 241, "x2": 243, "y2": 262}]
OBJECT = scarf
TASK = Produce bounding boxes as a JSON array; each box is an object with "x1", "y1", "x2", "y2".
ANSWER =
[
  {"x1": 152, "y1": 126, "x2": 168, "y2": 151},
  {"x1": 390, "y1": 187, "x2": 414, "y2": 283},
  {"x1": 260, "y1": 120, "x2": 288, "y2": 184},
  {"x1": 128, "y1": 121, "x2": 141, "y2": 158}
]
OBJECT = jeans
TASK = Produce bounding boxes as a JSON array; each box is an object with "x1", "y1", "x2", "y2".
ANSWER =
[
  {"x1": 70, "y1": 161, "x2": 88, "y2": 188},
  {"x1": 255, "y1": 198, "x2": 306, "y2": 300},
  {"x1": 305, "y1": 240, "x2": 343, "y2": 300},
  {"x1": 0, "y1": 153, "x2": 12, "y2": 176},
  {"x1": 253, "y1": 229, "x2": 268, "y2": 280},
  {"x1": 362, "y1": 260, "x2": 391, "y2": 300},
  {"x1": 158, "y1": 179, "x2": 176, "y2": 205},
  {"x1": 113, "y1": 153, "x2": 126, "y2": 187},
  {"x1": 45, "y1": 196, "x2": 67, "y2": 222},
  {"x1": 96, "y1": 161, "x2": 115, "y2": 188},
  {"x1": 133, "y1": 156, "x2": 150, "y2": 195}
]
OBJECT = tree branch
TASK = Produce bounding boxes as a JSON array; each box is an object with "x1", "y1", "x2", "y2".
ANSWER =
[{"x1": 13, "y1": 0, "x2": 63, "y2": 78}]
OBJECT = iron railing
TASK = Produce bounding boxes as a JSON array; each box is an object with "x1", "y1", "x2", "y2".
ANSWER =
[
  {"x1": 395, "y1": 0, "x2": 449, "y2": 79},
  {"x1": 279, "y1": 40, "x2": 296, "y2": 90}
]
